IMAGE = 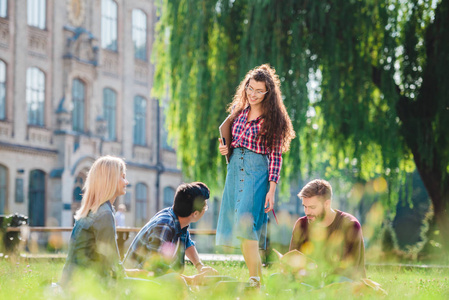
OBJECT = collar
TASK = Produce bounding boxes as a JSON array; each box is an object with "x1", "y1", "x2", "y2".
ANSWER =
[
  {"x1": 326, "y1": 209, "x2": 341, "y2": 227},
  {"x1": 168, "y1": 207, "x2": 188, "y2": 235},
  {"x1": 104, "y1": 200, "x2": 114, "y2": 212},
  {"x1": 242, "y1": 106, "x2": 263, "y2": 122}
]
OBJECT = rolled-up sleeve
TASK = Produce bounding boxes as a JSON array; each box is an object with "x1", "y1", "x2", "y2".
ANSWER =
[
  {"x1": 268, "y1": 140, "x2": 283, "y2": 183},
  {"x1": 185, "y1": 230, "x2": 195, "y2": 249}
]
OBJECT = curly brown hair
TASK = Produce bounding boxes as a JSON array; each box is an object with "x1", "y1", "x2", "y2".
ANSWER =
[{"x1": 227, "y1": 64, "x2": 296, "y2": 152}]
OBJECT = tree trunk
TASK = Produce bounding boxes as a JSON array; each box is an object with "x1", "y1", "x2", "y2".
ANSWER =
[
  {"x1": 397, "y1": 93, "x2": 449, "y2": 257},
  {"x1": 433, "y1": 204, "x2": 449, "y2": 258},
  {"x1": 413, "y1": 153, "x2": 449, "y2": 257},
  {"x1": 394, "y1": 0, "x2": 449, "y2": 257}
]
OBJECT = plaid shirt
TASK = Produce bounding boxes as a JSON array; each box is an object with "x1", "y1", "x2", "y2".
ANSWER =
[
  {"x1": 123, "y1": 207, "x2": 195, "y2": 275},
  {"x1": 231, "y1": 106, "x2": 283, "y2": 183}
]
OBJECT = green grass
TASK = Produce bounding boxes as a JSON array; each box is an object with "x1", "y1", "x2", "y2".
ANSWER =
[
  {"x1": 362, "y1": 266, "x2": 448, "y2": 300},
  {"x1": 0, "y1": 259, "x2": 448, "y2": 299}
]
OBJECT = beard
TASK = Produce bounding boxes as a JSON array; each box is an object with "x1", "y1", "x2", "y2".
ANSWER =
[{"x1": 306, "y1": 210, "x2": 326, "y2": 223}]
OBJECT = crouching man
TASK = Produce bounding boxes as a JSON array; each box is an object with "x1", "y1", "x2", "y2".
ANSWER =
[{"x1": 123, "y1": 182, "x2": 218, "y2": 285}]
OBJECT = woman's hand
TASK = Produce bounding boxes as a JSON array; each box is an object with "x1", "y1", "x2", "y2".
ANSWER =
[
  {"x1": 264, "y1": 182, "x2": 277, "y2": 213},
  {"x1": 218, "y1": 138, "x2": 228, "y2": 156}
]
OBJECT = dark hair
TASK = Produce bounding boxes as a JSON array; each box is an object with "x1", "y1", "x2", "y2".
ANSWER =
[
  {"x1": 227, "y1": 64, "x2": 296, "y2": 152},
  {"x1": 173, "y1": 182, "x2": 210, "y2": 217},
  {"x1": 298, "y1": 179, "x2": 332, "y2": 202}
]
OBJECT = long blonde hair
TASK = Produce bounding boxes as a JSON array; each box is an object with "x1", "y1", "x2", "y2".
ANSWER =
[{"x1": 74, "y1": 156, "x2": 126, "y2": 220}]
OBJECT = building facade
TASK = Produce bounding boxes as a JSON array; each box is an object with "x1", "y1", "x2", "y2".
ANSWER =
[{"x1": 0, "y1": 0, "x2": 181, "y2": 227}]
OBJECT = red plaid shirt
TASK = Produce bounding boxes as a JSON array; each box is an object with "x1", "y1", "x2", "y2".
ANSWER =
[{"x1": 230, "y1": 106, "x2": 283, "y2": 183}]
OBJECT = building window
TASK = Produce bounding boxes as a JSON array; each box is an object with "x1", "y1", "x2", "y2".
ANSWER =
[
  {"x1": 101, "y1": 0, "x2": 117, "y2": 51},
  {"x1": 133, "y1": 96, "x2": 146, "y2": 146},
  {"x1": 132, "y1": 9, "x2": 147, "y2": 60},
  {"x1": 72, "y1": 78, "x2": 85, "y2": 133},
  {"x1": 0, "y1": 0, "x2": 7, "y2": 18},
  {"x1": 0, "y1": 165, "x2": 7, "y2": 214},
  {"x1": 26, "y1": 67, "x2": 45, "y2": 126},
  {"x1": 29, "y1": 169, "x2": 45, "y2": 226},
  {"x1": 135, "y1": 183, "x2": 148, "y2": 227},
  {"x1": 163, "y1": 186, "x2": 175, "y2": 208},
  {"x1": 72, "y1": 172, "x2": 86, "y2": 225},
  {"x1": 0, "y1": 60, "x2": 5, "y2": 120},
  {"x1": 103, "y1": 88, "x2": 116, "y2": 140},
  {"x1": 27, "y1": 0, "x2": 46, "y2": 29}
]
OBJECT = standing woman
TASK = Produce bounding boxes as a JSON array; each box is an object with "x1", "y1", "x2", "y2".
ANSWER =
[
  {"x1": 60, "y1": 155, "x2": 129, "y2": 286},
  {"x1": 216, "y1": 64, "x2": 295, "y2": 287}
]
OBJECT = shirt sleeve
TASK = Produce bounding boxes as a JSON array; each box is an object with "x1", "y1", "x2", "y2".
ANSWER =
[
  {"x1": 146, "y1": 223, "x2": 176, "y2": 254},
  {"x1": 94, "y1": 211, "x2": 125, "y2": 278},
  {"x1": 289, "y1": 219, "x2": 303, "y2": 251},
  {"x1": 344, "y1": 221, "x2": 366, "y2": 279},
  {"x1": 268, "y1": 139, "x2": 283, "y2": 183},
  {"x1": 185, "y1": 230, "x2": 196, "y2": 249}
]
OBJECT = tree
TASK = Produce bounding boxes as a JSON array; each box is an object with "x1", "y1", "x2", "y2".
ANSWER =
[{"x1": 153, "y1": 0, "x2": 449, "y2": 254}]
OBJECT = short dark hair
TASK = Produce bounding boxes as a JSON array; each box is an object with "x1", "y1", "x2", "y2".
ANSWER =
[
  {"x1": 298, "y1": 179, "x2": 332, "y2": 202},
  {"x1": 173, "y1": 182, "x2": 210, "y2": 217}
]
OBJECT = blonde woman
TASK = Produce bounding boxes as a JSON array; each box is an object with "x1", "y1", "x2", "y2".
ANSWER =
[{"x1": 60, "y1": 155, "x2": 129, "y2": 285}]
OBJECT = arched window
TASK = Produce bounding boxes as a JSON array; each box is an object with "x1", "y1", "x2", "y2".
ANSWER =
[
  {"x1": 133, "y1": 95, "x2": 146, "y2": 145},
  {"x1": 163, "y1": 186, "x2": 175, "y2": 208},
  {"x1": 101, "y1": 0, "x2": 117, "y2": 51},
  {"x1": 72, "y1": 171, "x2": 87, "y2": 225},
  {"x1": 0, "y1": 165, "x2": 7, "y2": 214},
  {"x1": 0, "y1": 60, "x2": 5, "y2": 120},
  {"x1": 0, "y1": 0, "x2": 7, "y2": 18},
  {"x1": 29, "y1": 170, "x2": 45, "y2": 226},
  {"x1": 72, "y1": 176, "x2": 83, "y2": 203},
  {"x1": 72, "y1": 78, "x2": 85, "y2": 132},
  {"x1": 27, "y1": 0, "x2": 46, "y2": 29},
  {"x1": 26, "y1": 67, "x2": 45, "y2": 126},
  {"x1": 103, "y1": 88, "x2": 117, "y2": 140},
  {"x1": 132, "y1": 9, "x2": 147, "y2": 60},
  {"x1": 135, "y1": 183, "x2": 148, "y2": 227}
]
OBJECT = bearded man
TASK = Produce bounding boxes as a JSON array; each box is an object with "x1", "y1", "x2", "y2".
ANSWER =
[{"x1": 289, "y1": 179, "x2": 366, "y2": 282}]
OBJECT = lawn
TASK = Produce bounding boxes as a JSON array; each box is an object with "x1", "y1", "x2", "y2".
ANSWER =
[{"x1": 0, "y1": 258, "x2": 447, "y2": 299}]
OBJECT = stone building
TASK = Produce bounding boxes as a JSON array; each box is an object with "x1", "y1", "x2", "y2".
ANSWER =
[{"x1": 0, "y1": 0, "x2": 182, "y2": 227}]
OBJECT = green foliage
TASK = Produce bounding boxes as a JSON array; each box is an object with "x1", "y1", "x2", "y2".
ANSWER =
[
  {"x1": 154, "y1": 0, "x2": 449, "y2": 250},
  {"x1": 380, "y1": 222, "x2": 400, "y2": 257},
  {"x1": 154, "y1": 0, "x2": 396, "y2": 177}
]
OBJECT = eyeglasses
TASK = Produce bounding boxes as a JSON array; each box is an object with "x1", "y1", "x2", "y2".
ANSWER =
[{"x1": 245, "y1": 85, "x2": 268, "y2": 96}]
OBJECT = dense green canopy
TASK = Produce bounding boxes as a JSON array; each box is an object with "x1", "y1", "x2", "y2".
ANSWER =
[{"x1": 153, "y1": 0, "x2": 449, "y2": 252}]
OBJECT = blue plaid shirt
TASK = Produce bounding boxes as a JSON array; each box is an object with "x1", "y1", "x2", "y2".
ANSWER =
[{"x1": 123, "y1": 207, "x2": 195, "y2": 275}]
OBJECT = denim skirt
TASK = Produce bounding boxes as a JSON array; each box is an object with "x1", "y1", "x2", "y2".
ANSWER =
[{"x1": 216, "y1": 147, "x2": 269, "y2": 249}]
